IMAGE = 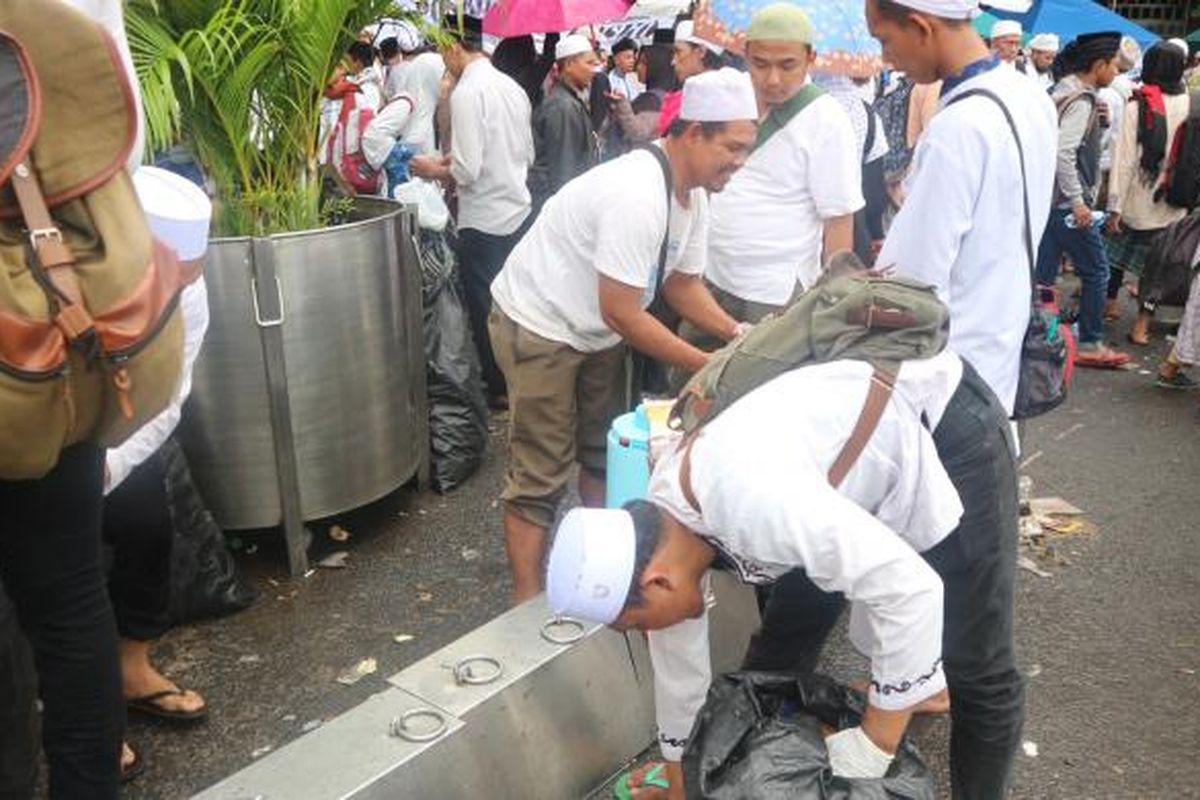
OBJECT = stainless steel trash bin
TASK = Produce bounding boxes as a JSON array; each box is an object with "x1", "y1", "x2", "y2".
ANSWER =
[{"x1": 178, "y1": 199, "x2": 429, "y2": 574}]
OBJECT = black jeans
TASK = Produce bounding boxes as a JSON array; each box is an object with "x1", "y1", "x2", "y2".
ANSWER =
[
  {"x1": 457, "y1": 225, "x2": 527, "y2": 402},
  {"x1": 742, "y1": 363, "x2": 1024, "y2": 800},
  {"x1": 103, "y1": 452, "x2": 173, "y2": 642},
  {"x1": 0, "y1": 585, "x2": 38, "y2": 800},
  {"x1": 0, "y1": 444, "x2": 122, "y2": 799}
]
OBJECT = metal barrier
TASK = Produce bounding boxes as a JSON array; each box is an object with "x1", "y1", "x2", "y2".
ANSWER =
[{"x1": 192, "y1": 573, "x2": 759, "y2": 799}]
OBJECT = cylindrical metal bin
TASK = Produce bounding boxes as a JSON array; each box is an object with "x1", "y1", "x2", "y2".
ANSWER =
[{"x1": 179, "y1": 200, "x2": 428, "y2": 548}]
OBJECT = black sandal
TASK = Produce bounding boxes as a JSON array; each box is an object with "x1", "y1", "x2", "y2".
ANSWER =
[{"x1": 127, "y1": 688, "x2": 209, "y2": 722}]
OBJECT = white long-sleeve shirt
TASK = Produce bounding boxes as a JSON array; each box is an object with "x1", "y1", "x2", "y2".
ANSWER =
[
  {"x1": 878, "y1": 63, "x2": 1056, "y2": 414},
  {"x1": 645, "y1": 352, "x2": 967, "y2": 760},
  {"x1": 449, "y1": 58, "x2": 534, "y2": 236},
  {"x1": 387, "y1": 51, "x2": 445, "y2": 156},
  {"x1": 104, "y1": 278, "x2": 209, "y2": 493}
]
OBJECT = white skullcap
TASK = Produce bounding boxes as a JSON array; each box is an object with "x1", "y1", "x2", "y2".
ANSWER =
[
  {"x1": 883, "y1": 0, "x2": 979, "y2": 21},
  {"x1": 132, "y1": 166, "x2": 212, "y2": 261},
  {"x1": 394, "y1": 21, "x2": 423, "y2": 54},
  {"x1": 680, "y1": 67, "x2": 758, "y2": 123},
  {"x1": 676, "y1": 20, "x2": 724, "y2": 55},
  {"x1": 482, "y1": 33, "x2": 500, "y2": 56},
  {"x1": 1029, "y1": 33, "x2": 1059, "y2": 52},
  {"x1": 1167, "y1": 38, "x2": 1189, "y2": 57},
  {"x1": 991, "y1": 19, "x2": 1022, "y2": 39},
  {"x1": 556, "y1": 33, "x2": 593, "y2": 61},
  {"x1": 546, "y1": 508, "x2": 636, "y2": 625}
]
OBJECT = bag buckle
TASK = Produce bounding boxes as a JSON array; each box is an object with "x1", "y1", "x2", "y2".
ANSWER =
[{"x1": 29, "y1": 227, "x2": 63, "y2": 248}]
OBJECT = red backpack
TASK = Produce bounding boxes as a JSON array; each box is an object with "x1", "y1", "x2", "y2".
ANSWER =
[{"x1": 325, "y1": 91, "x2": 379, "y2": 194}]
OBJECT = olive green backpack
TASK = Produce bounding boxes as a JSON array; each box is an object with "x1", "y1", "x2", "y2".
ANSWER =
[
  {"x1": 0, "y1": 2, "x2": 184, "y2": 479},
  {"x1": 671, "y1": 269, "x2": 950, "y2": 489}
]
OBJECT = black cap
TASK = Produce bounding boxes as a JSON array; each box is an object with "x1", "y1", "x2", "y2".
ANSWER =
[
  {"x1": 1062, "y1": 31, "x2": 1121, "y2": 73},
  {"x1": 652, "y1": 26, "x2": 675, "y2": 45},
  {"x1": 442, "y1": 13, "x2": 483, "y2": 46}
]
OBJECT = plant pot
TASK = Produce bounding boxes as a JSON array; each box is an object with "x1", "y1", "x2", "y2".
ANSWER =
[{"x1": 178, "y1": 198, "x2": 429, "y2": 573}]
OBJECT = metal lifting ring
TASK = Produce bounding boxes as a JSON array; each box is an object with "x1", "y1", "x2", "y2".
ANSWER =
[
  {"x1": 451, "y1": 654, "x2": 503, "y2": 686},
  {"x1": 389, "y1": 708, "x2": 447, "y2": 743},
  {"x1": 540, "y1": 616, "x2": 586, "y2": 645}
]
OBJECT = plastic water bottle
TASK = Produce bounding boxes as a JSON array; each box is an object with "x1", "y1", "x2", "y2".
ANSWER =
[{"x1": 1063, "y1": 210, "x2": 1107, "y2": 229}]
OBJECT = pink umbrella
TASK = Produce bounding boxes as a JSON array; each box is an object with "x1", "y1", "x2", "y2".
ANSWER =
[{"x1": 483, "y1": 0, "x2": 634, "y2": 37}]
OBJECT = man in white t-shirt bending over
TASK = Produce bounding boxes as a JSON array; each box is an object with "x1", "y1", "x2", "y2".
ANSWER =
[
  {"x1": 700, "y1": 3, "x2": 864, "y2": 335},
  {"x1": 490, "y1": 69, "x2": 758, "y2": 601}
]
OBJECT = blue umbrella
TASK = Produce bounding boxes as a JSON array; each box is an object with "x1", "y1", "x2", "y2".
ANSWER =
[{"x1": 709, "y1": 0, "x2": 882, "y2": 77}]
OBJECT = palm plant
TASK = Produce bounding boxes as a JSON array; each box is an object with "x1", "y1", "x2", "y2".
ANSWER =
[{"x1": 126, "y1": 0, "x2": 414, "y2": 236}]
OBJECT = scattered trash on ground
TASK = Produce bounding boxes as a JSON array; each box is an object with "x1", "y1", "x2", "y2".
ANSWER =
[
  {"x1": 328, "y1": 525, "x2": 352, "y2": 543},
  {"x1": 1026, "y1": 663, "x2": 1042, "y2": 678},
  {"x1": 336, "y1": 657, "x2": 378, "y2": 686},
  {"x1": 244, "y1": 543, "x2": 259, "y2": 556},
  {"x1": 417, "y1": 591, "x2": 433, "y2": 602},
  {"x1": 317, "y1": 551, "x2": 350, "y2": 569},
  {"x1": 1018, "y1": 555, "x2": 1053, "y2": 579},
  {"x1": 1022, "y1": 741, "x2": 1039, "y2": 758},
  {"x1": 1053, "y1": 423, "x2": 1085, "y2": 441},
  {"x1": 237, "y1": 654, "x2": 262, "y2": 665},
  {"x1": 460, "y1": 548, "x2": 480, "y2": 562},
  {"x1": 301, "y1": 719, "x2": 323, "y2": 733},
  {"x1": 251, "y1": 745, "x2": 273, "y2": 759},
  {"x1": 303, "y1": 568, "x2": 316, "y2": 579},
  {"x1": 281, "y1": 714, "x2": 297, "y2": 723},
  {"x1": 393, "y1": 634, "x2": 415, "y2": 644}
]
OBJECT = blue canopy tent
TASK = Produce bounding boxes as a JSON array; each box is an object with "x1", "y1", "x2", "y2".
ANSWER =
[{"x1": 986, "y1": 0, "x2": 1159, "y2": 49}]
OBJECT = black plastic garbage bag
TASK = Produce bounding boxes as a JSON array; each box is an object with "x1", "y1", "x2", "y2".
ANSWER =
[
  {"x1": 682, "y1": 672, "x2": 936, "y2": 800},
  {"x1": 418, "y1": 227, "x2": 489, "y2": 493},
  {"x1": 161, "y1": 438, "x2": 258, "y2": 626}
]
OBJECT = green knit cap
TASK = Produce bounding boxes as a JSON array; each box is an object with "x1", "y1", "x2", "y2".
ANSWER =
[{"x1": 746, "y1": 3, "x2": 815, "y2": 44}]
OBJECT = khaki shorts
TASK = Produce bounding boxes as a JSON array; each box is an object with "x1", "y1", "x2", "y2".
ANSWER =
[{"x1": 488, "y1": 306, "x2": 627, "y2": 529}]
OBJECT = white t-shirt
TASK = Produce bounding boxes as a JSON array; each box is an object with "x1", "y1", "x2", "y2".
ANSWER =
[
  {"x1": 491, "y1": 146, "x2": 707, "y2": 352},
  {"x1": 879, "y1": 64, "x2": 1056, "y2": 414},
  {"x1": 707, "y1": 94, "x2": 864, "y2": 305},
  {"x1": 646, "y1": 351, "x2": 967, "y2": 760}
]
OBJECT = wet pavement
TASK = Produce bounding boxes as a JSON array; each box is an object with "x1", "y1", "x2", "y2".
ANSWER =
[{"x1": 119, "y1": 311, "x2": 1199, "y2": 800}]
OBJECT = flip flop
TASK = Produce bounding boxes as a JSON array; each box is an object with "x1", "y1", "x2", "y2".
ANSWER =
[
  {"x1": 1075, "y1": 349, "x2": 1132, "y2": 369},
  {"x1": 121, "y1": 743, "x2": 144, "y2": 784},
  {"x1": 613, "y1": 763, "x2": 670, "y2": 799},
  {"x1": 128, "y1": 688, "x2": 209, "y2": 722}
]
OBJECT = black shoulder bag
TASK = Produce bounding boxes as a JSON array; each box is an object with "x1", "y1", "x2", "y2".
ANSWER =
[
  {"x1": 948, "y1": 88, "x2": 1068, "y2": 419},
  {"x1": 629, "y1": 144, "x2": 676, "y2": 399}
]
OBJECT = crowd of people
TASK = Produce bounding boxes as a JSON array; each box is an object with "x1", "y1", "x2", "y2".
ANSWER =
[{"x1": 5, "y1": 0, "x2": 1200, "y2": 798}]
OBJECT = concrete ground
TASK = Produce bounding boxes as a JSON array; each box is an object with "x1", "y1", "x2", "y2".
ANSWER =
[{"x1": 118, "y1": 309, "x2": 1199, "y2": 800}]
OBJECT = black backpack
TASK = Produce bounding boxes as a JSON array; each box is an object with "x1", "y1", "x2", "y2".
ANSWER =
[{"x1": 1164, "y1": 92, "x2": 1200, "y2": 210}]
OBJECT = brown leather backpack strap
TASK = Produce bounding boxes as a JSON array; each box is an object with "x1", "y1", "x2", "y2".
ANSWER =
[
  {"x1": 678, "y1": 433, "x2": 702, "y2": 515},
  {"x1": 827, "y1": 368, "x2": 896, "y2": 489},
  {"x1": 9, "y1": 157, "x2": 93, "y2": 339}
]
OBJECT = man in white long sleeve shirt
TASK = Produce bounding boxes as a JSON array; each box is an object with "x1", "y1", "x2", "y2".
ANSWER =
[
  {"x1": 871, "y1": 0, "x2": 1056, "y2": 416},
  {"x1": 547, "y1": 352, "x2": 1023, "y2": 799},
  {"x1": 411, "y1": 14, "x2": 534, "y2": 407}
]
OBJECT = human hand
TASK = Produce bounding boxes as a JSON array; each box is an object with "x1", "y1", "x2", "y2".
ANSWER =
[
  {"x1": 1106, "y1": 212, "x2": 1123, "y2": 236},
  {"x1": 1071, "y1": 204, "x2": 1093, "y2": 230},
  {"x1": 824, "y1": 726, "x2": 893, "y2": 779},
  {"x1": 409, "y1": 154, "x2": 451, "y2": 181}
]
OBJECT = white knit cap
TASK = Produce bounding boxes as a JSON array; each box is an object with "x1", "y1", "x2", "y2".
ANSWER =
[
  {"x1": 1167, "y1": 38, "x2": 1189, "y2": 57},
  {"x1": 546, "y1": 508, "x2": 636, "y2": 625},
  {"x1": 679, "y1": 67, "x2": 758, "y2": 123},
  {"x1": 883, "y1": 0, "x2": 979, "y2": 21},
  {"x1": 131, "y1": 166, "x2": 212, "y2": 260},
  {"x1": 991, "y1": 19, "x2": 1022, "y2": 39},
  {"x1": 676, "y1": 20, "x2": 724, "y2": 55},
  {"x1": 556, "y1": 33, "x2": 593, "y2": 61},
  {"x1": 1029, "y1": 33, "x2": 1059, "y2": 52}
]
